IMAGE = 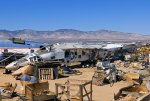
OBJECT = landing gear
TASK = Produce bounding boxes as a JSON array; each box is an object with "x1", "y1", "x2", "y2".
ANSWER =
[
  {"x1": 81, "y1": 60, "x2": 96, "y2": 68},
  {"x1": 4, "y1": 69, "x2": 11, "y2": 74}
]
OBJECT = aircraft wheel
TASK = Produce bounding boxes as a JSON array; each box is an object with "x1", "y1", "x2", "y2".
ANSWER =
[{"x1": 4, "y1": 69, "x2": 11, "y2": 74}]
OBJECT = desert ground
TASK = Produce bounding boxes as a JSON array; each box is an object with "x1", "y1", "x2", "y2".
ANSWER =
[{"x1": 0, "y1": 67, "x2": 132, "y2": 101}]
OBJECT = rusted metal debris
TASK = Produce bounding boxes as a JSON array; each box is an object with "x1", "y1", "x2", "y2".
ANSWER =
[
  {"x1": 0, "y1": 83, "x2": 17, "y2": 99},
  {"x1": 114, "y1": 84, "x2": 149, "y2": 101}
]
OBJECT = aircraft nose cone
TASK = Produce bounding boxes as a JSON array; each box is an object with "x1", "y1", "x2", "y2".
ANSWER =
[{"x1": 5, "y1": 62, "x2": 17, "y2": 70}]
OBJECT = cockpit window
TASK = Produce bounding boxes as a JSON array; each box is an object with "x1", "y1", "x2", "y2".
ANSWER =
[
  {"x1": 29, "y1": 56, "x2": 42, "y2": 62},
  {"x1": 40, "y1": 46, "x2": 46, "y2": 50}
]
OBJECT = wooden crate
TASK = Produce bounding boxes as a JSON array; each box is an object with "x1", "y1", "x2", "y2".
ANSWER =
[
  {"x1": 38, "y1": 68, "x2": 54, "y2": 80},
  {"x1": 25, "y1": 81, "x2": 56, "y2": 101}
]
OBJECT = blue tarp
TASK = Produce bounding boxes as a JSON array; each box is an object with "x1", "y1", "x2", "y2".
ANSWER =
[
  {"x1": 30, "y1": 76, "x2": 38, "y2": 83},
  {"x1": 20, "y1": 75, "x2": 38, "y2": 83},
  {"x1": 20, "y1": 75, "x2": 31, "y2": 81}
]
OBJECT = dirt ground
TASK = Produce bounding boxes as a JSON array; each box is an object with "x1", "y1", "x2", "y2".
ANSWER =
[{"x1": 0, "y1": 68, "x2": 132, "y2": 101}]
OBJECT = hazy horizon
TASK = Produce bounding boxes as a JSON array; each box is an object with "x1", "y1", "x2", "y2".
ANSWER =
[{"x1": 0, "y1": 28, "x2": 148, "y2": 35}]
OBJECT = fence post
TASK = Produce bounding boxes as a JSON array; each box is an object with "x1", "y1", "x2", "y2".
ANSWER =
[
  {"x1": 0, "y1": 93, "x2": 1, "y2": 101},
  {"x1": 55, "y1": 84, "x2": 58, "y2": 97},
  {"x1": 90, "y1": 81, "x2": 92, "y2": 101},
  {"x1": 79, "y1": 85, "x2": 83, "y2": 101}
]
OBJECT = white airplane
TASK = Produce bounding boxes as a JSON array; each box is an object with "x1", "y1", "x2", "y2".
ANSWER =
[{"x1": 5, "y1": 42, "x2": 136, "y2": 71}]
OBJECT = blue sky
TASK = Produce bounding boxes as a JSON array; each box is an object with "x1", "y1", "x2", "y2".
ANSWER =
[{"x1": 0, "y1": 0, "x2": 150, "y2": 34}]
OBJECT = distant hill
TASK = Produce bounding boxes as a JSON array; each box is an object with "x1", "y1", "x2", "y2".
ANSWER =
[{"x1": 0, "y1": 29, "x2": 150, "y2": 42}]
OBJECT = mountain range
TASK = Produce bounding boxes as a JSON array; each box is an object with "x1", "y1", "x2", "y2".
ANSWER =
[{"x1": 0, "y1": 29, "x2": 149, "y2": 42}]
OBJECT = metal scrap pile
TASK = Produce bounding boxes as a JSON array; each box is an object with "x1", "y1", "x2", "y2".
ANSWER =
[
  {"x1": 114, "y1": 60, "x2": 126, "y2": 68},
  {"x1": 113, "y1": 69, "x2": 150, "y2": 101},
  {"x1": 114, "y1": 84, "x2": 149, "y2": 101},
  {"x1": 114, "y1": 60, "x2": 146, "y2": 69},
  {"x1": 0, "y1": 82, "x2": 17, "y2": 99},
  {"x1": 112, "y1": 46, "x2": 150, "y2": 101}
]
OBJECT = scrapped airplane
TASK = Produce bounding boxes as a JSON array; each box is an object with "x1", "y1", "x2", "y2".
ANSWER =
[
  {"x1": 38, "y1": 43, "x2": 135, "y2": 65},
  {"x1": 5, "y1": 53, "x2": 42, "y2": 70},
  {"x1": 5, "y1": 42, "x2": 137, "y2": 71}
]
